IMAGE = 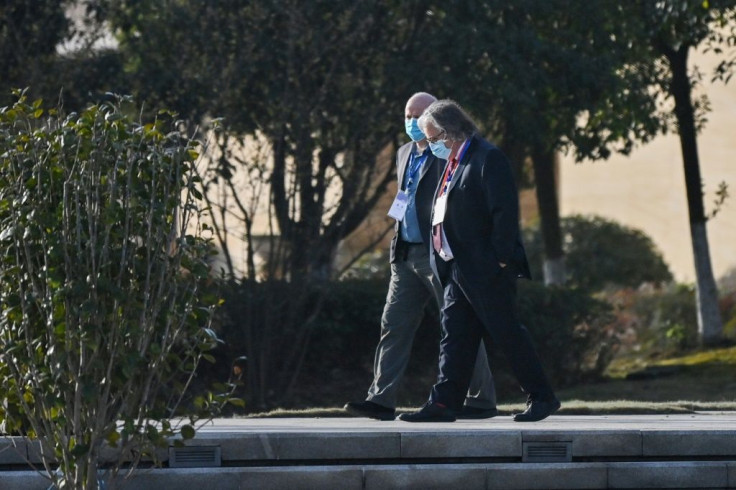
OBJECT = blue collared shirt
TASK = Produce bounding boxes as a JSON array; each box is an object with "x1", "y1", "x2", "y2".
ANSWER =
[{"x1": 400, "y1": 145, "x2": 430, "y2": 243}]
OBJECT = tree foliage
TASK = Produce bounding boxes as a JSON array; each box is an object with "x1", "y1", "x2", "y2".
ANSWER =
[
  {"x1": 409, "y1": 0, "x2": 667, "y2": 285},
  {"x1": 0, "y1": 92, "x2": 229, "y2": 489},
  {"x1": 0, "y1": 0, "x2": 71, "y2": 104},
  {"x1": 92, "y1": 0, "x2": 432, "y2": 278}
]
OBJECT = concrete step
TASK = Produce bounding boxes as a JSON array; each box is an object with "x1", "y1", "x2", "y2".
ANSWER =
[
  {"x1": 1, "y1": 461, "x2": 735, "y2": 489},
  {"x1": 1, "y1": 413, "x2": 735, "y2": 489}
]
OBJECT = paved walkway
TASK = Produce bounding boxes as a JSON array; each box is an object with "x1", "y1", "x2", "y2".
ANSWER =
[{"x1": 198, "y1": 411, "x2": 736, "y2": 433}]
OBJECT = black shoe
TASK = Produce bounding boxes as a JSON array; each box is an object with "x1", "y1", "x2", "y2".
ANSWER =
[
  {"x1": 513, "y1": 397, "x2": 561, "y2": 422},
  {"x1": 456, "y1": 406, "x2": 499, "y2": 420},
  {"x1": 344, "y1": 400, "x2": 396, "y2": 420},
  {"x1": 398, "y1": 402, "x2": 456, "y2": 422}
]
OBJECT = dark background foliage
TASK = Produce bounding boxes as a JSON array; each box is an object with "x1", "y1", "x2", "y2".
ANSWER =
[{"x1": 213, "y1": 275, "x2": 613, "y2": 411}]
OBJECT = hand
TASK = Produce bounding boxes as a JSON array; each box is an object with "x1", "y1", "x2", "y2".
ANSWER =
[{"x1": 499, "y1": 262, "x2": 507, "y2": 268}]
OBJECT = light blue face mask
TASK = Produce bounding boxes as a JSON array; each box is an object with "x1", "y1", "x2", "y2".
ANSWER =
[
  {"x1": 404, "y1": 118, "x2": 425, "y2": 142},
  {"x1": 429, "y1": 140, "x2": 451, "y2": 160}
]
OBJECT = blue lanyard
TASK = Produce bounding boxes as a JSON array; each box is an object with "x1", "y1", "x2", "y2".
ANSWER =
[{"x1": 404, "y1": 151, "x2": 429, "y2": 190}]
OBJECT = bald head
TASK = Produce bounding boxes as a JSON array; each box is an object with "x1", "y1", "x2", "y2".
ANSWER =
[{"x1": 405, "y1": 92, "x2": 437, "y2": 119}]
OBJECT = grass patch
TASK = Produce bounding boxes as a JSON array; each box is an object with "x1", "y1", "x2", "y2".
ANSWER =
[
  {"x1": 657, "y1": 345, "x2": 736, "y2": 366},
  {"x1": 243, "y1": 346, "x2": 736, "y2": 417},
  {"x1": 560, "y1": 345, "x2": 736, "y2": 403}
]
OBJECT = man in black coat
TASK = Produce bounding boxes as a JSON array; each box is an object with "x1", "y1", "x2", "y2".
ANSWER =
[
  {"x1": 399, "y1": 99, "x2": 560, "y2": 423},
  {"x1": 345, "y1": 93, "x2": 497, "y2": 421}
]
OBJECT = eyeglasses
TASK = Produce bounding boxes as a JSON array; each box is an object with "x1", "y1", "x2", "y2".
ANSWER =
[{"x1": 425, "y1": 129, "x2": 446, "y2": 144}]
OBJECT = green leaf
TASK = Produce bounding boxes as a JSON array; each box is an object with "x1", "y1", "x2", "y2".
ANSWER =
[
  {"x1": 70, "y1": 443, "x2": 90, "y2": 457},
  {"x1": 106, "y1": 431, "x2": 121, "y2": 446},
  {"x1": 228, "y1": 398, "x2": 245, "y2": 408},
  {"x1": 180, "y1": 424, "x2": 195, "y2": 440}
]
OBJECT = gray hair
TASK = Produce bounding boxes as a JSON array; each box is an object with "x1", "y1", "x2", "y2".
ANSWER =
[{"x1": 418, "y1": 99, "x2": 478, "y2": 141}]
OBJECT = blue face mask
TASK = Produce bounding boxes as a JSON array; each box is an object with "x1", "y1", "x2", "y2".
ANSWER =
[
  {"x1": 429, "y1": 140, "x2": 451, "y2": 160},
  {"x1": 404, "y1": 118, "x2": 425, "y2": 142}
]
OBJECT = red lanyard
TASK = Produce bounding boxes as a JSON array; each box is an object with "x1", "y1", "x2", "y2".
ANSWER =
[
  {"x1": 439, "y1": 158, "x2": 459, "y2": 196},
  {"x1": 439, "y1": 140, "x2": 469, "y2": 196}
]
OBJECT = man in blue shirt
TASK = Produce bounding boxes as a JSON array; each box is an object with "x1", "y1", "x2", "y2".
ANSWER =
[{"x1": 344, "y1": 92, "x2": 497, "y2": 421}]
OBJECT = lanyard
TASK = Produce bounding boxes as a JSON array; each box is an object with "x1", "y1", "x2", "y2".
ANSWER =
[
  {"x1": 439, "y1": 139, "x2": 470, "y2": 196},
  {"x1": 403, "y1": 151, "x2": 429, "y2": 190}
]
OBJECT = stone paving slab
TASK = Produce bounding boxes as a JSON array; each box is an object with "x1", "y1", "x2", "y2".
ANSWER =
[
  {"x1": 400, "y1": 431, "x2": 520, "y2": 458},
  {"x1": 0, "y1": 438, "x2": 29, "y2": 465},
  {"x1": 607, "y1": 461, "x2": 730, "y2": 489},
  {"x1": 486, "y1": 462, "x2": 609, "y2": 489},
  {"x1": 643, "y1": 430, "x2": 736, "y2": 456}
]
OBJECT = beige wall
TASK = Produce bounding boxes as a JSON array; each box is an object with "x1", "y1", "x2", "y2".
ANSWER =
[{"x1": 559, "y1": 49, "x2": 736, "y2": 283}]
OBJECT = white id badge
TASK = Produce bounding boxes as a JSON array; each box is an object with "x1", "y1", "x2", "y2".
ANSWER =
[
  {"x1": 432, "y1": 195, "x2": 447, "y2": 226},
  {"x1": 387, "y1": 190, "x2": 409, "y2": 221}
]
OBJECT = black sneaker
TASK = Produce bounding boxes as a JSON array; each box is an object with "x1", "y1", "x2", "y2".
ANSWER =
[
  {"x1": 457, "y1": 406, "x2": 499, "y2": 420},
  {"x1": 397, "y1": 402, "x2": 456, "y2": 422},
  {"x1": 513, "y1": 397, "x2": 561, "y2": 422},
  {"x1": 344, "y1": 400, "x2": 396, "y2": 420}
]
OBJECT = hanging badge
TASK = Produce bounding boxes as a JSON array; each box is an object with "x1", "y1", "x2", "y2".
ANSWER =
[
  {"x1": 387, "y1": 190, "x2": 409, "y2": 221},
  {"x1": 432, "y1": 195, "x2": 447, "y2": 226}
]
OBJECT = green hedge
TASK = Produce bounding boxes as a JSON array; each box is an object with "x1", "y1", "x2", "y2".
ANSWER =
[{"x1": 216, "y1": 276, "x2": 614, "y2": 408}]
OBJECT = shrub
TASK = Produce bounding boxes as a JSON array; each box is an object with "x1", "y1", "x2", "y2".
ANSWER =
[
  {"x1": 599, "y1": 283, "x2": 699, "y2": 358},
  {"x1": 0, "y1": 92, "x2": 227, "y2": 489},
  {"x1": 216, "y1": 276, "x2": 616, "y2": 407},
  {"x1": 214, "y1": 276, "x2": 392, "y2": 410},
  {"x1": 516, "y1": 281, "x2": 616, "y2": 388},
  {"x1": 718, "y1": 268, "x2": 736, "y2": 340},
  {"x1": 524, "y1": 215, "x2": 673, "y2": 290}
]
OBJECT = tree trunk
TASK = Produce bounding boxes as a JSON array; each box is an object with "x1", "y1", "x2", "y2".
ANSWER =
[
  {"x1": 667, "y1": 45, "x2": 723, "y2": 345},
  {"x1": 531, "y1": 147, "x2": 566, "y2": 286},
  {"x1": 691, "y1": 222, "x2": 722, "y2": 344}
]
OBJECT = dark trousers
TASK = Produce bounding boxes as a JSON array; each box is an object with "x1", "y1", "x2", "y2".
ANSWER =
[{"x1": 430, "y1": 260, "x2": 553, "y2": 411}]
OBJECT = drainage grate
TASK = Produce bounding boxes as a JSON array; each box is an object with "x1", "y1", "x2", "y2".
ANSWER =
[
  {"x1": 168, "y1": 445, "x2": 222, "y2": 468},
  {"x1": 522, "y1": 441, "x2": 572, "y2": 463}
]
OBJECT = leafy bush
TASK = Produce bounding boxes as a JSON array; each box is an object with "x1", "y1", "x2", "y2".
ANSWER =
[
  {"x1": 718, "y1": 268, "x2": 736, "y2": 340},
  {"x1": 214, "y1": 276, "x2": 392, "y2": 410},
  {"x1": 722, "y1": 293, "x2": 736, "y2": 341},
  {"x1": 599, "y1": 284, "x2": 699, "y2": 358},
  {"x1": 635, "y1": 284, "x2": 699, "y2": 352},
  {"x1": 0, "y1": 92, "x2": 226, "y2": 489},
  {"x1": 524, "y1": 215, "x2": 673, "y2": 290},
  {"x1": 517, "y1": 281, "x2": 616, "y2": 388}
]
